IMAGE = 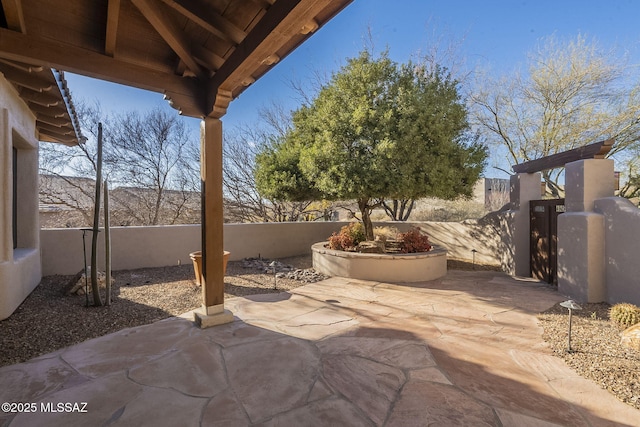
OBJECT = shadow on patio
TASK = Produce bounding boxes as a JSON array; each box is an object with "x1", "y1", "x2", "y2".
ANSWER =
[{"x1": 1, "y1": 270, "x2": 638, "y2": 426}]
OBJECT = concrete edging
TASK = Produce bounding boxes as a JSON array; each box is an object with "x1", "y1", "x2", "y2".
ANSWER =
[{"x1": 311, "y1": 242, "x2": 447, "y2": 283}]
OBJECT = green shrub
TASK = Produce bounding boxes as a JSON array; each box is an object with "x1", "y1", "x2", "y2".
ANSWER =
[
  {"x1": 610, "y1": 303, "x2": 640, "y2": 328},
  {"x1": 399, "y1": 227, "x2": 432, "y2": 253},
  {"x1": 328, "y1": 222, "x2": 366, "y2": 251}
]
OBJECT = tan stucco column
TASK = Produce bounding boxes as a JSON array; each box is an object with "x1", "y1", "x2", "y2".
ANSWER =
[
  {"x1": 194, "y1": 117, "x2": 233, "y2": 327},
  {"x1": 558, "y1": 159, "x2": 614, "y2": 302},
  {"x1": 509, "y1": 172, "x2": 542, "y2": 277}
]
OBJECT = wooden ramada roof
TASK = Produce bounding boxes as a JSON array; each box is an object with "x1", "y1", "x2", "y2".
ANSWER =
[{"x1": 0, "y1": 0, "x2": 353, "y2": 122}]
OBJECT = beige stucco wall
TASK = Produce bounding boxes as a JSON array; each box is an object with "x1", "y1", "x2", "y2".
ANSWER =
[
  {"x1": 41, "y1": 222, "x2": 347, "y2": 276},
  {"x1": 0, "y1": 75, "x2": 42, "y2": 320},
  {"x1": 41, "y1": 219, "x2": 504, "y2": 276},
  {"x1": 595, "y1": 197, "x2": 640, "y2": 306}
]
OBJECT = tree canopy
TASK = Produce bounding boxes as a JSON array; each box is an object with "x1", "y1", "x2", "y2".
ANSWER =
[{"x1": 255, "y1": 50, "x2": 487, "y2": 239}]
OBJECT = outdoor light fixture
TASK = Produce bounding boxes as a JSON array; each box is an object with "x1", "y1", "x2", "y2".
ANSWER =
[
  {"x1": 560, "y1": 299, "x2": 582, "y2": 352},
  {"x1": 471, "y1": 249, "x2": 478, "y2": 269}
]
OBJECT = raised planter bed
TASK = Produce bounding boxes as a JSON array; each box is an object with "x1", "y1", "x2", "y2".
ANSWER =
[{"x1": 311, "y1": 242, "x2": 447, "y2": 283}]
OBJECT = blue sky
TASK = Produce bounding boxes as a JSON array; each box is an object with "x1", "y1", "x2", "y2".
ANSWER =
[{"x1": 65, "y1": 0, "x2": 640, "y2": 176}]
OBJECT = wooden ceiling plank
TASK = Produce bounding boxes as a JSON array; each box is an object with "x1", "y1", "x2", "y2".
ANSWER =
[
  {"x1": 1, "y1": 0, "x2": 26, "y2": 33},
  {"x1": 105, "y1": 0, "x2": 121, "y2": 56},
  {"x1": 0, "y1": 28, "x2": 200, "y2": 101},
  {"x1": 0, "y1": 66, "x2": 53, "y2": 92},
  {"x1": 159, "y1": 0, "x2": 246, "y2": 44},
  {"x1": 131, "y1": 0, "x2": 206, "y2": 78}
]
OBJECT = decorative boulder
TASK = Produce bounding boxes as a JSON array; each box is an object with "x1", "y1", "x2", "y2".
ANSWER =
[
  {"x1": 356, "y1": 240, "x2": 385, "y2": 254},
  {"x1": 66, "y1": 267, "x2": 114, "y2": 295},
  {"x1": 620, "y1": 323, "x2": 640, "y2": 351}
]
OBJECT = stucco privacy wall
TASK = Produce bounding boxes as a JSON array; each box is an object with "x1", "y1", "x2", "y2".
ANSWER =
[
  {"x1": 558, "y1": 159, "x2": 614, "y2": 303},
  {"x1": 0, "y1": 76, "x2": 41, "y2": 320},
  {"x1": 41, "y1": 220, "x2": 503, "y2": 276},
  {"x1": 595, "y1": 197, "x2": 640, "y2": 306}
]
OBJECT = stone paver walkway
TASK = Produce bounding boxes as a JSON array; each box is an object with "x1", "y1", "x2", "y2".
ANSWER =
[{"x1": 1, "y1": 270, "x2": 639, "y2": 426}]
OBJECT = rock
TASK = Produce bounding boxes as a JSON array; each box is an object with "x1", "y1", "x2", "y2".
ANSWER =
[
  {"x1": 356, "y1": 241, "x2": 385, "y2": 254},
  {"x1": 620, "y1": 323, "x2": 640, "y2": 351},
  {"x1": 239, "y1": 257, "x2": 328, "y2": 283},
  {"x1": 66, "y1": 267, "x2": 114, "y2": 295}
]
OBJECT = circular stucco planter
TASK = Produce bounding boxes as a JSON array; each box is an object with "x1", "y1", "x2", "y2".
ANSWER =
[{"x1": 311, "y1": 242, "x2": 447, "y2": 283}]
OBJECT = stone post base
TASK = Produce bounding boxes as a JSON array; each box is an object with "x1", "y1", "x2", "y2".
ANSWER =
[{"x1": 194, "y1": 304, "x2": 234, "y2": 328}]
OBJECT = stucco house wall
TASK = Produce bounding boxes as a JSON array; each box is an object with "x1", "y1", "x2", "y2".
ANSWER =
[{"x1": 0, "y1": 75, "x2": 42, "y2": 320}]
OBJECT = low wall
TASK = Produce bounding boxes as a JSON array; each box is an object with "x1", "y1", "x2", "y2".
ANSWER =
[
  {"x1": 595, "y1": 197, "x2": 640, "y2": 306},
  {"x1": 40, "y1": 222, "x2": 345, "y2": 276},
  {"x1": 40, "y1": 219, "x2": 504, "y2": 276}
]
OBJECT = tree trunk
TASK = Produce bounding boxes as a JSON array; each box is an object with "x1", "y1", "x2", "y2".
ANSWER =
[
  {"x1": 400, "y1": 199, "x2": 415, "y2": 221},
  {"x1": 357, "y1": 198, "x2": 374, "y2": 241},
  {"x1": 90, "y1": 123, "x2": 104, "y2": 306}
]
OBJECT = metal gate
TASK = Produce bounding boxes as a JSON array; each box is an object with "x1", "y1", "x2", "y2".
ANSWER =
[{"x1": 530, "y1": 199, "x2": 565, "y2": 284}]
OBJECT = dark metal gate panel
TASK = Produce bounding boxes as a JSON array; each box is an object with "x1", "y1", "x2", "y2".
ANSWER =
[{"x1": 530, "y1": 199, "x2": 565, "y2": 284}]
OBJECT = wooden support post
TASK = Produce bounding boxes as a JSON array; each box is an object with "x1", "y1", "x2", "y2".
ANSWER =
[{"x1": 195, "y1": 117, "x2": 233, "y2": 327}]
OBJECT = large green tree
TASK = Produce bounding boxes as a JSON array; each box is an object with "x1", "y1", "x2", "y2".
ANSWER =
[{"x1": 256, "y1": 50, "x2": 486, "y2": 240}]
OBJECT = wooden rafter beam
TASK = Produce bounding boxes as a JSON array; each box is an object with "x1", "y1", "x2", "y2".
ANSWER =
[
  {"x1": 105, "y1": 0, "x2": 121, "y2": 56},
  {"x1": 192, "y1": 45, "x2": 224, "y2": 71},
  {"x1": 207, "y1": 0, "x2": 337, "y2": 117},
  {"x1": 38, "y1": 129, "x2": 77, "y2": 145},
  {"x1": 27, "y1": 101, "x2": 67, "y2": 117},
  {"x1": 0, "y1": 58, "x2": 42, "y2": 72},
  {"x1": 159, "y1": 0, "x2": 246, "y2": 45},
  {"x1": 0, "y1": 66, "x2": 53, "y2": 91},
  {"x1": 36, "y1": 112, "x2": 71, "y2": 127},
  {"x1": 1, "y1": 0, "x2": 26, "y2": 33},
  {"x1": 18, "y1": 87, "x2": 62, "y2": 106},
  {"x1": 131, "y1": 0, "x2": 206, "y2": 79},
  {"x1": 512, "y1": 139, "x2": 615, "y2": 173},
  {"x1": 37, "y1": 121, "x2": 74, "y2": 135},
  {"x1": 0, "y1": 28, "x2": 204, "y2": 114}
]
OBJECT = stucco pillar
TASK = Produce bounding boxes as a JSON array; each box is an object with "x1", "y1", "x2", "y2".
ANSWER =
[
  {"x1": 557, "y1": 159, "x2": 614, "y2": 302},
  {"x1": 195, "y1": 117, "x2": 233, "y2": 327},
  {"x1": 509, "y1": 172, "x2": 541, "y2": 277}
]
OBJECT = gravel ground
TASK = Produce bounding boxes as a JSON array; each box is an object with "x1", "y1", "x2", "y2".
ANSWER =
[
  {"x1": 1, "y1": 256, "x2": 638, "y2": 411},
  {"x1": 538, "y1": 302, "x2": 640, "y2": 410}
]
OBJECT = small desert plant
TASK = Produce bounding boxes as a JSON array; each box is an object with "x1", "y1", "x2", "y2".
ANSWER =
[
  {"x1": 398, "y1": 227, "x2": 432, "y2": 253},
  {"x1": 610, "y1": 303, "x2": 640, "y2": 328},
  {"x1": 328, "y1": 222, "x2": 366, "y2": 251}
]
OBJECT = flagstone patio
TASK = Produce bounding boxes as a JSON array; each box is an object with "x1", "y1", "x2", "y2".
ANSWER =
[{"x1": 1, "y1": 270, "x2": 638, "y2": 426}]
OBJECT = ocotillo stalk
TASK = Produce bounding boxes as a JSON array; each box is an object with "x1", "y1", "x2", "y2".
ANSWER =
[
  {"x1": 90, "y1": 123, "x2": 104, "y2": 306},
  {"x1": 104, "y1": 179, "x2": 112, "y2": 306}
]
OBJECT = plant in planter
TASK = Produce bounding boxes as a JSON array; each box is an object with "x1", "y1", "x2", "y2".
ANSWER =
[
  {"x1": 398, "y1": 227, "x2": 432, "y2": 253},
  {"x1": 328, "y1": 224, "x2": 432, "y2": 254},
  {"x1": 328, "y1": 222, "x2": 366, "y2": 251}
]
